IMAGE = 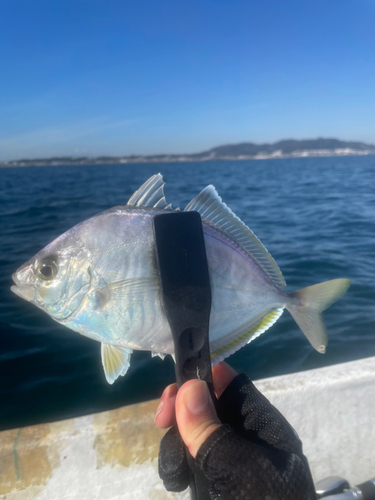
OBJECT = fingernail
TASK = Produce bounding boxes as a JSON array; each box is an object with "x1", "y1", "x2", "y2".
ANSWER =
[
  {"x1": 184, "y1": 381, "x2": 210, "y2": 415},
  {"x1": 154, "y1": 400, "x2": 164, "y2": 421}
]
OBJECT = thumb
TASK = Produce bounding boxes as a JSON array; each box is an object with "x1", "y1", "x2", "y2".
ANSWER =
[{"x1": 175, "y1": 379, "x2": 222, "y2": 458}]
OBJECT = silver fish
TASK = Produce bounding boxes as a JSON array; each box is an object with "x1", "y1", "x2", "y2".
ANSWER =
[{"x1": 11, "y1": 174, "x2": 350, "y2": 384}]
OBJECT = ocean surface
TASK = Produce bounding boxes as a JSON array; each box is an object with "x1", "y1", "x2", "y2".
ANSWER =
[{"x1": 1, "y1": 156, "x2": 374, "y2": 431}]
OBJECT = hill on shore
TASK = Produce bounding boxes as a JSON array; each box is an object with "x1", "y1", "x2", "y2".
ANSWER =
[
  {"x1": 1, "y1": 137, "x2": 375, "y2": 167},
  {"x1": 203, "y1": 138, "x2": 375, "y2": 157}
]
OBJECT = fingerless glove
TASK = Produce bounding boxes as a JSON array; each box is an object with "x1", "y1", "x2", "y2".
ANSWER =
[{"x1": 159, "y1": 373, "x2": 316, "y2": 500}]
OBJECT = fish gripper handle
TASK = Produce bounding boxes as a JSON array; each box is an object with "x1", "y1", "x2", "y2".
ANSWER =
[{"x1": 153, "y1": 211, "x2": 215, "y2": 500}]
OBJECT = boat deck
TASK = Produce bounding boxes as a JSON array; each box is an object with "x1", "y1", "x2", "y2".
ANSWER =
[{"x1": 1, "y1": 356, "x2": 374, "y2": 499}]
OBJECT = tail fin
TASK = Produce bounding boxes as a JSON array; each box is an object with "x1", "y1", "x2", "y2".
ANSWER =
[{"x1": 287, "y1": 279, "x2": 350, "y2": 353}]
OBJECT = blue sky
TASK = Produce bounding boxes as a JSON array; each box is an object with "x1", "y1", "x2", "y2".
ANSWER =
[{"x1": 1, "y1": 0, "x2": 375, "y2": 160}]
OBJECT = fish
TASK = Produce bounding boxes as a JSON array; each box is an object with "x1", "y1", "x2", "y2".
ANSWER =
[{"x1": 11, "y1": 174, "x2": 350, "y2": 384}]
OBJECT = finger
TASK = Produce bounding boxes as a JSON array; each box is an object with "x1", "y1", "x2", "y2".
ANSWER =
[
  {"x1": 155, "y1": 363, "x2": 238, "y2": 429},
  {"x1": 175, "y1": 379, "x2": 222, "y2": 458},
  {"x1": 212, "y1": 361, "x2": 238, "y2": 398},
  {"x1": 155, "y1": 383, "x2": 178, "y2": 428},
  {"x1": 159, "y1": 426, "x2": 190, "y2": 492}
]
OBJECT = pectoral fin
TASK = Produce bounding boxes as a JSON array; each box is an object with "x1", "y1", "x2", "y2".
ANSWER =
[
  {"x1": 96, "y1": 278, "x2": 158, "y2": 309},
  {"x1": 101, "y1": 343, "x2": 132, "y2": 384}
]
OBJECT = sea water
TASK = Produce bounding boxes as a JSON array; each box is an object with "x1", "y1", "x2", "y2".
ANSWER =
[{"x1": 1, "y1": 156, "x2": 374, "y2": 430}]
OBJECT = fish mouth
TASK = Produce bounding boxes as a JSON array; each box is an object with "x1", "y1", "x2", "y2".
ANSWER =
[{"x1": 11, "y1": 273, "x2": 36, "y2": 302}]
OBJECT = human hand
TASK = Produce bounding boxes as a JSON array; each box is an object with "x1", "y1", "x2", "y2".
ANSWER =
[
  {"x1": 155, "y1": 362, "x2": 316, "y2": 500},
  {"x1": 155, "y1": 361, "x2": 237, "y2": 457}
]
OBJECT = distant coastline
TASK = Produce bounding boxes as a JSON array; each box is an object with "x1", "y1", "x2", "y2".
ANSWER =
[{"x1": 1, "y1": 138, "x2": 375, "y2": 168}]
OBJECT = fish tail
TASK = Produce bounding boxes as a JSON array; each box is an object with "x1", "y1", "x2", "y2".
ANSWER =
[{"x1": 286, "y1": 278, "x2": 350, "y2": 353}]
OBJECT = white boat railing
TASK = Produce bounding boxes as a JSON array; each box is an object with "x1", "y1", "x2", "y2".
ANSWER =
[{"x1": 1, "y1": 355, "x2": 374, "y2": 499}]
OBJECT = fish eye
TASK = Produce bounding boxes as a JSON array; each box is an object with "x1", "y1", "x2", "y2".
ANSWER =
[{"x1": 37, "y1": 258, "x2": 58, "y2": 281}]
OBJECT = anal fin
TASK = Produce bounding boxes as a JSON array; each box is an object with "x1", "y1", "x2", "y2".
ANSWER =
[
  {"x1": 152, "y1": 352, "x2": 166, "y2": 360},
  {"x1": 210, "y1": 308, "x2": 284, "y2": 365}
]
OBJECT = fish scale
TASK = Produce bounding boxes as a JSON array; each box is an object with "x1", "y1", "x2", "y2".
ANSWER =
[{"x1": 11, "y1": 174, "x2": 350, "y2": 384}]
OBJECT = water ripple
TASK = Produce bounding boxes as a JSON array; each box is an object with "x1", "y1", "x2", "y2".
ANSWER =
[{"x1": 1, "y1": 156, "x2": 374, "y2": 429}]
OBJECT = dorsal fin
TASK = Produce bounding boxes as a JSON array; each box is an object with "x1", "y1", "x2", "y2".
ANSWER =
[
  {"x1": 184, "y1": 185, "x2": 286, "y2": 289},
  {"x1": 127, "y1": 174, "x2": 172, "y2": 209}
]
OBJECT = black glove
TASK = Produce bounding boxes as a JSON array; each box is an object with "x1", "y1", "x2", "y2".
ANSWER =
[{"x1": 159, "y1": 373, "x2": 316, "y2": 500}]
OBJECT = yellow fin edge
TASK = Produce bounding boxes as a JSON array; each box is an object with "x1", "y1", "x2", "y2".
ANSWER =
[{"x1": 210, "y1": 308, "x2": 284, "y2": 365}]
